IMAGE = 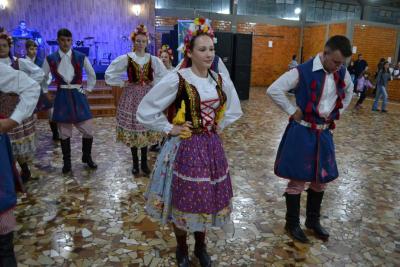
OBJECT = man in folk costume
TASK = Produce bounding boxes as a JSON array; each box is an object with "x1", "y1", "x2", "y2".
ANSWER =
[
  {"x1": 267, "y1": 35, "x2": 354, "y2": 243},
  {"x1": 0, "y1": 63, "x2": 40, "y2": 267},
  {"x1": 42, "y1": 28, "x2": 97, "y2": 173}
]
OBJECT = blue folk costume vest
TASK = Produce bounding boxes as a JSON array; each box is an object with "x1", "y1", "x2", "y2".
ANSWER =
[
  {"x1": 33, "y1": 56, "x2": 53, "y2": 112},
  {"x1": 47, "y1": 50, "x2": 92, "y2": 123},
  {"x1": 274, "y1": 58, "x2": 347, "y2": 184},
  {"x1": 34, "y1": 56, "x2": 44, "y2": 68}
]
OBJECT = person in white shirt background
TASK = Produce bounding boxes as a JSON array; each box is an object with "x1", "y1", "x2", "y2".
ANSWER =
[
  {"x1": 105, "y1": 24, "x2": 168, "y2": 176},
  {"x1": 137, "y1": 17, "x2": 242, "y2": 267},
  {"x1": 267, "y1": 35, "x2": 353, "y2": 244},
  {"x1": 158, "y1": 44, "x2": 174, "y2": 71},
  {"x1": 0, "y1": 64, "x2": 40, "y2": 267},
  {"x1": 42, "y1": 28, "x2": 97, "y2": 174},
  {"x1": 25, "y1": 39, "x2": 60, "y2": 141},
  {"x1": 0, "y1": 31, "x2": 44, "y2": 183}
]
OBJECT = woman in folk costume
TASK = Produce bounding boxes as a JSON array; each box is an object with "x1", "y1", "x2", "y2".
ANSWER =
[
  {"x1": 0, "y1": 63, "x2": 40, "y2": 267},
  {"x1": 137, "y1": 18, "x2": 242, "y2": 267},
  {"x1": 158, "y1": 44, "x2": 174, "y2": 71},
  {"x1": 105, "y1": 24, "x2": 168, "y2": 175},
  {"x1": 0, "y1": 32, "x2": 44, "y2": 182},
  {"x1": 25, "y1": 39, "x2": 59, "y2": 140}
]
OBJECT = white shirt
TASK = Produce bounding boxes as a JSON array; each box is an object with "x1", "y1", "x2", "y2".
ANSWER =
[
  {"x1": 267, "y1": 54, "x2": 353, "y2": 118},
  {"x1": 0, "y1": 63, "x2": 40, "y2": 124},
  {"x1": 27, "y1": 56, "x2": 52, "y2": 88},
  {"x1": 136, "y1": 68, "x2": 243, "y2": 134},
  {"x1": 175, "y1": 57, "x2": 231, "y2": 79},
  {"x1": 105, "y1": 52, "x2": 168, "y2": 87},
  {"x1": 0, "y1": 57, "x2": 45, "y2": 85},
  {"x1": 42, "y1": 49, "x2": 96, "y2": 92}
]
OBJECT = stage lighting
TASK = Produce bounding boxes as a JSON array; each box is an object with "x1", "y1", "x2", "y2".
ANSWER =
[
  {"x1": 131, "y1": 4, "x2": 141, "y2": 16},
  {"x1": 0, "y1": 0, "x2": 8, "y2": 10}
]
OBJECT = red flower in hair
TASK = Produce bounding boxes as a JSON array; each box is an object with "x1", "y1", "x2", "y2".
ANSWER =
[
  {"x1": 199, "y1": 18, "x2": 206, "y2": 24},
  {"x1": 311, "y1": 80, "x2": 317, "y2": 90}
]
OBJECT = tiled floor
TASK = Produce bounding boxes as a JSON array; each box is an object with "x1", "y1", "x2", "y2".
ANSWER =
[{"x1": 15, "y1": 88, "x2": 400, "y2": 266}]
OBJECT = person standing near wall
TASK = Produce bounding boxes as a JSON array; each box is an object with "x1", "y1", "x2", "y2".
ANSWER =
[{"x1": 372, "y1": 61, "x2": 392, "y2": 113}]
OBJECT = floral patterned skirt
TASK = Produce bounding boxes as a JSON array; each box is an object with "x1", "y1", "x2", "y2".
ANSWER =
[
  {"x1": 145, "y1": 133, "x2": 233, "y2": 232},
  {"x1": 116, "y1": 83, "x2": 161, "y2": 147}
]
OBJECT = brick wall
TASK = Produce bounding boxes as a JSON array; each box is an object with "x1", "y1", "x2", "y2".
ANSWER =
[
  {"x1": 352, "y1": 24, "x2": 398, "y2": 71},
  {"x1": 328, "y1": 23, "x2": 347, "y2": 37},
  {"x1": 302, "y1": 25, "x2": 327, "y2": 62},
  {"x1": 237, "y1": 23, "x2": 301, "y2": 87}
]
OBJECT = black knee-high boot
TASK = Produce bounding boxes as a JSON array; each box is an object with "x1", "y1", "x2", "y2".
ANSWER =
[
  {"x1": 284, "y1": 193, "x2": 309, "y2": 243},
  {"x1": 305, "y1": 188, "x2": 330, "y2": 240},
  {"x1": 194, "y1": 231, "x2": 212, "y2": 267},
  {"x1": 140, "y1": 146, "x2": 151, "y2": 175},
  {"x1": 49, "y1": 121, "x2": 59, "y2": 141},
  {"x1": 60, "y1": 138, "x2": 71, "y2": 174},
  {"x1": 82, "y1": 138, "x2": 97, "y2": 169},
  {"x1": 0, "y1": 232, "x2": 17, "y2": 267},
  {"x1": 131, "y1": 147, "x2": 139, "y2": 175},
  {"x1": 19, "y1": 162, "x2": 31, "y2": 183},
  {"x1": 173, "y1": 225, "x2": 189, "y2": 267}
]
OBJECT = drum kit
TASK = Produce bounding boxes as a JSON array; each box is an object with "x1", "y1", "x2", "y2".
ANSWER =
[{"x1": 47, "y1": 36, "x2": 108, "y2": 65}]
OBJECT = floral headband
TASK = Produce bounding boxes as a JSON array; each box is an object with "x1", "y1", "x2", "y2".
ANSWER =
[
  {"x1": 158, "y1": 44, "x2": 174, "y2": 61},
  {"x1": 130, "y1": 24, "x2": 149, "y2": 42},
  {"x1": 178, "y1": 17, "x2": 216, "y2": 56}
]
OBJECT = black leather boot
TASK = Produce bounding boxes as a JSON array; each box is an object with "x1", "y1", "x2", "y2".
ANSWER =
[
  {"x1": 49, "y1": 121, "x2": 60, "y2": 141},
  {"x1": 284, "y1": 193, "x2": 309, "y2": 243},
  {"x1": 176, "y1": 248, "x2": 190, "y2": 267},
  {"x1": 19, "y1": 162, "x2": 31, "y2": 183},
  {"x1": 60, "y1": 138, "x2": 71, "y2": 174},
  {"x1": 194, "y1": 232, "x2": 212, "y2": 267},
  {"x1": 140, "y1": 146, "x2": 151, "y2": 175},
  {"x1": 82, "y1": 138, "x2": 97, "y2": 169},
  {"x1": 131, "y1": 147, "x2": 139, "y2": 175},
  {"x1": 0, "y1": 232, "x2": 17, "y2": 267},
  {"x1": 305, "y1": 188, "x2": 330, "y2": 241}
]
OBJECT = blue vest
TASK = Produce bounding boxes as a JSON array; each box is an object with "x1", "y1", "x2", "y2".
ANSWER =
[
  {"x1": 274, "y1": 58, "x2": 347, "y2": 183},
  {"x1": 46, "y1": 50, "x2": 92, "y2": 123},
  {"x1": 34, "y1": 57, "x2": 45, "y2": 68},
  {"x1": 0, "y1": 134, "x2": 17, "y2": 213}
]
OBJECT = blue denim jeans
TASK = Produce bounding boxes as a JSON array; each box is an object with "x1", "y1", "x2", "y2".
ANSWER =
[{"x1": 372, "y1": 85, "x2": 388, "y2": 111}]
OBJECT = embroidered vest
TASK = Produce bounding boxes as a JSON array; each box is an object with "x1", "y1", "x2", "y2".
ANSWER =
[
  {"x1": 127, "y1": 55, "x2": 154, "y2": 85},
  {"x1": 168, "y1": 72, "x2": 226, "y2": 133},
  {"x1": 46, "y1": 50, "x2": 85, "y2": 86},
  {"x1": 295, "y1": 58, "x2": 347, "y2": 129}
]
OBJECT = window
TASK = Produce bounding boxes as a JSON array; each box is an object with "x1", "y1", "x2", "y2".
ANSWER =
[{"x1": 155, "y1": 0, "x2": 230, "y2": 14}]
